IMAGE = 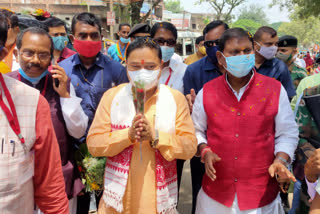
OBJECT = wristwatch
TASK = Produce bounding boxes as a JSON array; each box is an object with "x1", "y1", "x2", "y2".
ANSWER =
[{"x1": 150, "y1": 129, "x2": 159, "y2": 148}]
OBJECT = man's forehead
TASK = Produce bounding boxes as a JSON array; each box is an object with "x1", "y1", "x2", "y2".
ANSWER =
[
  {"x1": 49, "y1": 25, "x2": 66, "y2": 32},
  {"x1": 21, "y1": 32, "x2": 51, "y2": 49},
  {"x1": 75, "y1": 22, "x2": 99, "y2": 33},
  {"x1": 260, "y1": 32, "x2": 278, "y2": 42},
  {"x1": 205, "y1": 26, "x2": 225, "y2": 41}
]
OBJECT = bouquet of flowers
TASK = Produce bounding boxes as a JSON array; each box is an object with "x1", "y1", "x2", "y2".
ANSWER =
[
  {"x1": 75, "y1": 143, "x2": 106, "y2": 193},
  {"x1": 132, "y1": 80, "x2": 146, "y2": 161}
]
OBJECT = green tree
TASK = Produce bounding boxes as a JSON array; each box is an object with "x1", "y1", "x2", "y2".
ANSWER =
[
  {"x1": 232, "y1": 19, "x2": 262, "y2": 34},
  {"x1": 272, "y1": 0, "x2": 320, "y2": 18},
  {"x1": 237, "y1": 4, "x2": 268, "y2": 25},
  {"x1": 197, "y1": 0, "x2": 247, "y2": 23},
  {"x1": 269, "y1": 22, "x2": 283, "y2": 31},
  {"x1": 164, "y1": 0, "x2": 183, "y2": 13}
]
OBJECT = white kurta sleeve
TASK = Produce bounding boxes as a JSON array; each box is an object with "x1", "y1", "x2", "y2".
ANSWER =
[
  {"x1": 192, "y1": 89, "x2": 208, "y2": 145},
  {"x1": 274, "y1": 85, "x2": 299, "y2": 162},
  {"x1": 60, "y1": 83, "x2": 88, "y2": 139}
]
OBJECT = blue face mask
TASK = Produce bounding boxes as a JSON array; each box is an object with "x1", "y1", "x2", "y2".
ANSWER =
[
  {"x1": 18, "y1": 68, "x2": 49, "y2": 84},
  {"x1": 222, "y1": 53, "x2": 255, "y2": 78},
  {"x1": 161, "y1": 46, "x2": 175, "y2": 62},
  {"x1": 52, "y1": 36, "x2": 68, "y2": 51},
  {"x1": 206, "y1": 46, "x2": 219, "y2": 64},
  {"x1": 120, "y1": 37, "x2": 130, "y2": 44}
]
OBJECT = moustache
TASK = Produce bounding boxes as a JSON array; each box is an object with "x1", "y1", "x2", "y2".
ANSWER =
[{"x1": 26, "y1": 63, "x2": 43, "y2": 70}]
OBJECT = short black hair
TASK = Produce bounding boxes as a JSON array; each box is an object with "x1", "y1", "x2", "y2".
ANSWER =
[
  {"x1": 253, "y1": 26, "x2": 277, "y2": 42},
  {"x1": 203, "y1": 20, "x2": 229, "y2": 37},
  {"x1": 16, "y1": 27, "x2": 54, "y2": 57},
  {"x1": 71, "y1": 12, "x2": 101, "y2": 34},
  {"x1": 126, "y1": 38, "x2": 162, "y2": 61},
  {"x1": 150, "y1": 22, "x2": 178, "y2": 40},
  {"x1": 0, "y1": 8, "x2": 18, "y2": 28},
  {"x1": 43, "y1": 17, "x2": 66, "y2": 32},
  {"x1": 0, "y1": 13, "x2": 8, "y2": 46},
  {"x1": 219, "y1": 28, "x2": 254, "y2": 52},
  {"x1": 119, "y1": 23, "x2": 131, "y2": 31},
  {"x1": 196, "y1": 36, "x2": 204, "y2": 45}
]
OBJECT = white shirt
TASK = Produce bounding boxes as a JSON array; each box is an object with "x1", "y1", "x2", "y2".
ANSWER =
[
  {"x1": 306, "y1": 178, "x2": 319, "y2": 200},
  {"x1": 159, "y1": 56, "x2": 187, "y2": 94},
  {"x1": 192, "y1": 73, "x2": 299, "y2": 161},
  {"x1": 60, "y1": 84, "x2": 88, "y2": 139}
]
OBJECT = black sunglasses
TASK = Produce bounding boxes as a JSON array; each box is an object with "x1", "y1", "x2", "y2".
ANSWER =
[
  {"x1": 204, "y1": 40, "x2": 219, "y2": 48},
  {"x1": 153, "y1": 38, "x2": 176, "y2": 47}
]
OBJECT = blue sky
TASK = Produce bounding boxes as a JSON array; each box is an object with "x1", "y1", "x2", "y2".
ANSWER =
[{"x1": 180, "y1": 0, "x2": 290, "y2": 23}]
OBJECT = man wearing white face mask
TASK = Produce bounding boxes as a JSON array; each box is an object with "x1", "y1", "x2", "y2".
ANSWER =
[
  {"x1": 193, "y1": 28, "x2": 299, "y2": 214},
  {"x1": 253, "y1": 26, "x2": 296, "y2": 100},
  {"x1": 108, "y1": 23, "x2": 131, "y2": 64},
  {"x1": 151, "y1": 22, "x2": 186, "y2": 94}
]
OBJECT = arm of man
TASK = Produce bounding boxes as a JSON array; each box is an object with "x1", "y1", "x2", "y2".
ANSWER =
[
  {"x1": 33, "y1": 95, "x2": 69, "y2": 214},
  {"x1": 60, "y1": 83, "x2": 89, "y2": 139},
  {"x1": 278, "y1": 65, "x2": 296, "y2": 99}
]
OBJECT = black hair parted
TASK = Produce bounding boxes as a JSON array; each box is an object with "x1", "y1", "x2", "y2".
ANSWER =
[
  {"x1": 71, "y1": 12, "x2": 101, "y2": 34},
  {"x1": 218, "y1": 28, "x2": 254, "y2": 52},
  {"x1": 196, "y1": 36, "x2": 204, "y2": 45},
  {"x1": 126, "y1": 37, "x2": 162, "y2": 61},
  {"x1": 253, "y1": 26, "x2": 277, "y2": 42},
  {"x1": 43, "y1": 17, "x2": 67, "y2": 32},
  {"x1": 119, "y1": 23, "x2": 131, "y2": 31},
  {"x1": 203, "y1": 20, "x2": 229, "y2": 37},
  {"x1": 0, "y1": 8, "x2": 18, "y2": 28},
  {"x1": 150, "y1": 22, "x2": 178, "y2": 40},
  {"x1": 0, "y1": 13, "x2": 8, "y2": 46},
  {"x1": 16, "y1": 27, "x2": 54, "y2": 57}
]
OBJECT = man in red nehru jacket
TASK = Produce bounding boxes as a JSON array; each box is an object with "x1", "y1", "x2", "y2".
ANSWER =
[{"x1": 192, "y1": 28, "x2": 299, "y2": 214}]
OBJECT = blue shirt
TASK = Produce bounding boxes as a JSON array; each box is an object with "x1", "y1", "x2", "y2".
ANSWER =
[
  {"x1": 107, "y1": 43, "x2": 127, "y2": 63},
  {"x1": 183, "y1": 56, "x2": 222, "y2": 95},
  {"x1": 59, "y1": 52, "x2": 128, "y2": 134},
  {"x1": 256, "y1": 58, "x2": 296, "y2": 98}
]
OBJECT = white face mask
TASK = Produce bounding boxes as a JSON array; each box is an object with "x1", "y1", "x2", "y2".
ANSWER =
[{"x1": 128, "y1": 68, "x2": 160, "y2": 90}]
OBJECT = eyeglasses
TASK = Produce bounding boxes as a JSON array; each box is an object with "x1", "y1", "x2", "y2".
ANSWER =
[
  {"x1": 21, "y1": 50, "x2": 51, "y2": 61},
  {"x1": 153, "y1": 38, "x2": 176, "y2": 47},
  {"x1": 132, "y1": 36, "x2": 149, "y2": 40},
  {"x1": 204, "y1": 40, "x2": 219, "y2": 48}
]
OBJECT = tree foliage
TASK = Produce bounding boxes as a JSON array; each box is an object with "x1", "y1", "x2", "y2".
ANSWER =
[
  {"x1": 164, "y1": 0, "x2": 184, "y2": 13},
  {"x1": 232, "y1": 19, "x2": 262, "y2": 34},
  {"x1": 237, "y1": 4, "x2": 268, "y2": 25},
  {"x1": 269, "y1": 22, "x2": 283, "y2": 31},
  {"x1": 197, "y1": 0, "x2": 247, "y2": 23},
  {"x1": 272, "y1": 0, "x2": 320, "y2": 18}
]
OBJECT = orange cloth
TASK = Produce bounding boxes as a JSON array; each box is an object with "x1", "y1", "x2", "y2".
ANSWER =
[
  {"x1": 87, "y1": 84, "x2": 197, "y2": 214},
  {"x1": 184, "y1": 53, "x2": 204, "y2": 65},
  {"x1": 3, "y1": 43, "x2": 15, "y2": 70},
  {"x1": 33, "y1": 95, "x2": 69, "y2": 214}
]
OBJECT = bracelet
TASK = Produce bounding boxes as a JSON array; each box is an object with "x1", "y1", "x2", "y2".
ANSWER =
[
  {"x1": 275, "y1": 156, "x2": 289, "y2": 167},
  {"x1": 201, "y1": 147, "x2": 212, "y2": 162}
]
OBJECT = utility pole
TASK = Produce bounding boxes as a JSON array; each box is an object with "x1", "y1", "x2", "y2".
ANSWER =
[{"x1": 110, "y1": 0, "x2": 114, "y2": 40}]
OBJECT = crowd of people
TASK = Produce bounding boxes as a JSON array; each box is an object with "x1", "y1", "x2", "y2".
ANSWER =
[{"x1": 0, "y1": 7, "x2": 320, "y2": 214}]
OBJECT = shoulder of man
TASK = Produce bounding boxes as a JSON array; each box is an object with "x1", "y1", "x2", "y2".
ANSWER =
[
  {"x1": 186, "y1": 56, "x2": 206, "y2": 72},
  {"x1": 293, "y1": 62, "x2": 307, "y2": 71}
]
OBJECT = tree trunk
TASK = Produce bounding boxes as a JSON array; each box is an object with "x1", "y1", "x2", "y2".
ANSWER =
[{"x1": 130, "y1": 0, "x2": 144, "y2": 25}]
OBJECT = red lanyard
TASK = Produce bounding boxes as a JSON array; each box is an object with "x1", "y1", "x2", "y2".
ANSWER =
[
  {"x1": 165, "y1": 67, "x2": 173, "y2": 85},
  {"x1": 0, "y1": 74, "x2": 25, "y2": 145},
  {"x1": 18, "y1": 73, "x2": 49, "y2": 96}
]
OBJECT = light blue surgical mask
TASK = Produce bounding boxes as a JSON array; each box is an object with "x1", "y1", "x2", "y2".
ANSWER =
[
  {"x1": 161, "y1": 46, "x2": 175, "y2": 62},
  {"x1": 52, "y1": 36, "x2": 68, "y2": 51},
  {"x1": 120, "y1": 37, "x2": 130, "y2": 44},
  {"x1": 18, "y1": 68, "x2": 49, "y2": 84},
  {"x1": 222, "y1": 53, "x2": 255, "y2": 78}
]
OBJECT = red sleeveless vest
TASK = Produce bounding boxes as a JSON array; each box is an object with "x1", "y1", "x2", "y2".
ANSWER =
[{"x1": 202, "y1": 72, "x2": 281, "y2": 210}]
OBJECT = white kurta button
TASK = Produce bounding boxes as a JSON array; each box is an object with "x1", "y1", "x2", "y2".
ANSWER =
[
  {"x1": 237, "y1": 112, "x2": 241, "y2": 116},
  {"x1": 235, "y1": 134, "x2": 239, "y2": 137},
  {"x1": 235, "y1": 157, "x2": 238, "y2": 160},
  {"x1": 234, "y1": 178, "x2": 238, "y2": 182}
]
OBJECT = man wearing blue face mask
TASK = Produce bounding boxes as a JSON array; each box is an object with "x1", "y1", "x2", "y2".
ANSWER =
[
  {"x1": 182, "y1": 20, "x2": 229, "y2": 214},
  {"x1": 108, "y1": 23, "x2": 131, "y2": 64},
  {"x1": 193, "y1": 28, "x2": 298, "y2": 214},
  {"x1": 44, "y1": 17, "x2": 76, "y2": 65}
]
